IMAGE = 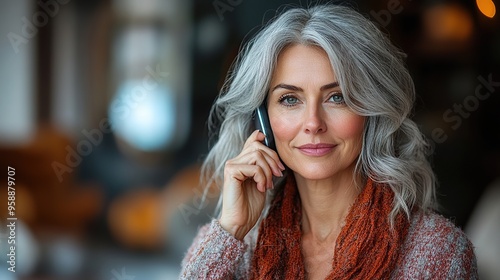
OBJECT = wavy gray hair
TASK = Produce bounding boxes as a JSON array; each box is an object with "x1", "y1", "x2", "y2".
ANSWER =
[{"x1": 201, "y1": 4, "x2": 437, "y2": 224}]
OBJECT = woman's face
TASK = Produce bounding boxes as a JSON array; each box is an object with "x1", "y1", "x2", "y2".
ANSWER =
[{"x1": 268, "y1": 44, "x2": 365, "y2": 181}]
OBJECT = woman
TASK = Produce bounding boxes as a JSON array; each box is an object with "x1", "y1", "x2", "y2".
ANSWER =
[{"x1": 180, "y1": 4, "x2": 478, "y2": 279}]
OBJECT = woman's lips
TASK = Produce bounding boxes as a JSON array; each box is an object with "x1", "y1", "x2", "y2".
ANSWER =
[{"x1": 297, "y1": 143, "x2": 336, "y2": 156}]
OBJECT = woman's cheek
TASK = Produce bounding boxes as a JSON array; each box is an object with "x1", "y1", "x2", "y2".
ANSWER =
[
  {"x1": 332, "y1": 113, "x2": 365, "y2": 139},
  {"x1": 270, "y1": 114, "x2": 297, "y2": 160},
  {"x1": 270, "y1": 114, "x2": 298, "y2": 142}
]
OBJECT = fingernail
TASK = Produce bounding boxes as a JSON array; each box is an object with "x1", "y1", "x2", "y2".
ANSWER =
[
  {"x1": 273, "y1": 168, "x2": 282, "y2": 177},
  {"x1": 278, "y1": 161, "x2": 285, "y2": 170}
]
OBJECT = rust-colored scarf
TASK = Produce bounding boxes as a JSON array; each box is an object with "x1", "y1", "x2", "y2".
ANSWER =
[{"x1": 250, "y1": 176, "x2": 409, "y2": 279}]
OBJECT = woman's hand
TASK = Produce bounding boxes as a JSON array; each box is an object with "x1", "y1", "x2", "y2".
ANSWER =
[{"x1": 218, "y1": 130, "x2": 285, "y2": 240}]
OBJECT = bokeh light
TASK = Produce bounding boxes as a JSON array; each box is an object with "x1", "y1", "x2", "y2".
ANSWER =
[
  {"x1": 477, "y1": 0, "x2": 496, "y2": 18},
  {"x1": 109, "y1": 80, "x2": 177, "y2": 152}
]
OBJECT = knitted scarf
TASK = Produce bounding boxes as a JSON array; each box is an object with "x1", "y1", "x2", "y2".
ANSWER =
[{"x1": 250, "y1": 176, "x2": 409, "y2": 279}]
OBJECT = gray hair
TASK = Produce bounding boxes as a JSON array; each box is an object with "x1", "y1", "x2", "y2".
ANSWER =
[{"x1": 201, "y1": 4, "x2": 437, "y2": 224}]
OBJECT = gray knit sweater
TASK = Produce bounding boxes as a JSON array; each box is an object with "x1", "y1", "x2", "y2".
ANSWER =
[{"x1": 180, "y1": 211, "x2": 478, "y2": 279}]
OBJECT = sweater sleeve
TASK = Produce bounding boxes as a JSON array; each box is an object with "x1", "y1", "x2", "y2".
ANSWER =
[
  {"x1": 394, "y1": 211, "x2": 479, "y2": 279},
  {"x1": 179, "y1": 219, "x2": 248, "y2": 279}
]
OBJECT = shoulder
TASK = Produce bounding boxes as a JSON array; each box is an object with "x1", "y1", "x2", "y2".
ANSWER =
[
  {"x1": 408, "y1": 210, "x2": 470, "y2": 246},
  {"x1": 393, "y1": 210, "x2": 478, "y2": 279}
]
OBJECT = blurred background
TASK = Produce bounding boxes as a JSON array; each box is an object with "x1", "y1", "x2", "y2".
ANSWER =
[{"x1": 0, "y1": 0, "x2": 498, "y2": 279}]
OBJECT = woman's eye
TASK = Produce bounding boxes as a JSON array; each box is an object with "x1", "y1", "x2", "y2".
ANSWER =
[
  {"x1": 279, "y1": 95, "x2": 299, "y2": 106},
  {"x1": 329, "y1": 93, "x2": 345, "y2": 104}
]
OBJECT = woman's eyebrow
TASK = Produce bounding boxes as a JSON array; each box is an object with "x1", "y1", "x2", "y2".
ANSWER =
[
  {"x1": 320, "y1": 82, "x2": 340, "y2": 91},
  {"x1": 270, "y1": 81, "x2": 339, "y2": 92},
  {"x1": 271, "y1": 83, "x2": 302, "y2": 92}
]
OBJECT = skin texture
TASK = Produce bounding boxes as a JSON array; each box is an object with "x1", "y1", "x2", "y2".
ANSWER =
[
  {"x1": 219, "y1": 44, "x2": 366, "y2": 279},
  {"x1": 268, "y1": 44, "x2": 366, "y2": 279},
  {"x1": 268, "y1": 44, "x2": 365, "y2": 184}
]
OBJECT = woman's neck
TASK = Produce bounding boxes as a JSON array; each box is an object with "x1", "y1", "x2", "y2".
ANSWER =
[{"x1": 295, "y1": 170, "x2": 363, "y2": 242}]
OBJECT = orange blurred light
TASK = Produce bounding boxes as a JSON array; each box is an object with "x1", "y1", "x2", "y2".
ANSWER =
[
  {"x1": 424, "y1": 4, "x2": 474, "y2": 43},
  {"x1": 477, "y1": 0, "x2": 496, "y2": 18}
]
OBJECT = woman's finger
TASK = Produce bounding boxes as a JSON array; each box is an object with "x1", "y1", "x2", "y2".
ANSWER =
[
  {"x1": 225, "y1": 162, "x2": 269, "y2": 192},
  {"x1": 229, "y1": 148, "x2": 282, "y2": 182},
  {"x1": 241, "y1": 130, "x2": 285, "y2": 173},
  {"x1": 226, "y1": 151, "x2": 274, "y2": 189}
]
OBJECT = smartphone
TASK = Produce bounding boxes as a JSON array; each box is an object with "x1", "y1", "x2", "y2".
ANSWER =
[{"x1": 254, "y1": 102, "x2": 276, "y2": 151}]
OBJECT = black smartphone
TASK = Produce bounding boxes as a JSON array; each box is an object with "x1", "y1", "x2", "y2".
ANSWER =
[{"x1": 254, "y1": 102, "x2": 276, "y2": 151}]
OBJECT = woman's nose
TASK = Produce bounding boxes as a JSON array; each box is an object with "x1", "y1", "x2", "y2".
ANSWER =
[{"x1": 303, "y1": 105, "x2": 327, "y2": 134}]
